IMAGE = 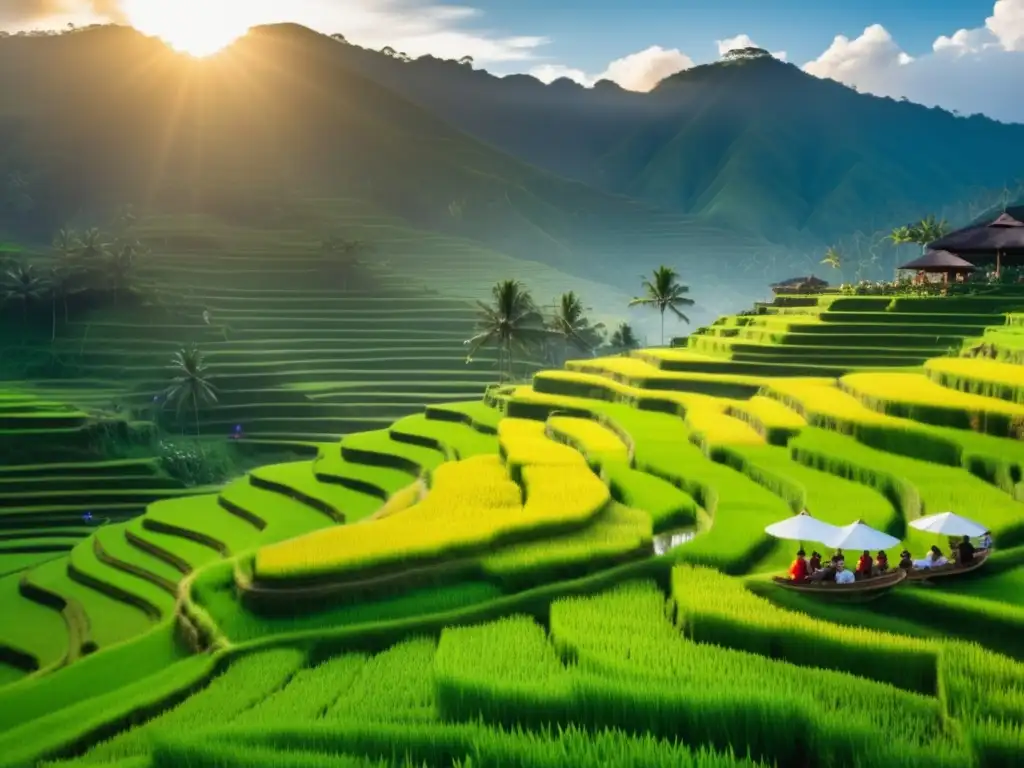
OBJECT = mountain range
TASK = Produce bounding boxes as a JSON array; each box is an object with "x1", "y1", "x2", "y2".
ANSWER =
[
  {"x1": 1, "y1": 23, "x2": 1023, "y2": 322},
  {"x1": 333, "y1": 40, "x2": 1024, "y2": 247}
]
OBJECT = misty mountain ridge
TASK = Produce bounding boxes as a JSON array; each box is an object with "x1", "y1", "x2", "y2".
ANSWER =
[
  {"x1": 0, "y1": 22, "x2": 792, "y2": 331},
  {"x1": 327, "y1": 32, "x2": 1024, "y2": 247},
  {"x1": 1, "y1": 21, "x2": 1021, "y2": 316}
]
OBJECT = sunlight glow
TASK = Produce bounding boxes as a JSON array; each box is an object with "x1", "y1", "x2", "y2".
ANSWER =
[{"x1": 122, "y1": 0, "x2": 253, "y2": 57}]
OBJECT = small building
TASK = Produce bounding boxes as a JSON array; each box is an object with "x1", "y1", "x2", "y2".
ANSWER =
[
  {"x1": 898, "y1": 250, "x2": 976, "y2": 284},
  {"x1": 927, "y1": 212, "x2": 1024, "y2": 275},
  {"x1": 770, "y1": 275, "x2": 829, "y2": 295}
]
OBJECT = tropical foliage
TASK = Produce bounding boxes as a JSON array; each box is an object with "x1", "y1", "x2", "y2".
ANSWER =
[
  {"x1": 546, "y1": 291, "x2": 604, "y2": 366},
  {"x1": 629, "y1": 266, "x2": 694, "y2": 345},
  {"x1": 821, "y1": 246, "x2": 842, "y2": 271},
  {"x1": 162, "y1": 344, "x2": 219, "y2": 437},
  {"x1": 608, "y1": 322, "x2": 640, "y2": 352},
  {"x1": 465, "y1": 279, "x2": 550, "y2": 382}
]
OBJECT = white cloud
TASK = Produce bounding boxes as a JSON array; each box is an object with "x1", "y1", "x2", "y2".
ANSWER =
[
  {"x1": 1, "y1": 0, "x2": 549, "y2": 64},
  {"x1": 529, "y1": 64, "x2": 591, "y2": 85},
  {"x1": 802, "y1": 1, "x2": 1024, "y2": 122},
  {"x1": 715, "y1": 33, "x2": 787, "y2": 62},
  {"x1": 987, "y1": 0, "x2": 1024, "y2": 49},
  {"x1": 531, "y1": 46, "x2": 693, "y2": 91}
]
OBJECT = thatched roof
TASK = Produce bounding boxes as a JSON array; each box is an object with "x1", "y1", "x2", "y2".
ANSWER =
[
  {"x1": 770, "y1": 275, "x2": 829, "y2": 288},
  {"x1": 899, "y1": 250, "x2": 976, "y2": 271},
  {"x1": 928, "y1": 212, "x2": 1024, "y2": 254}
]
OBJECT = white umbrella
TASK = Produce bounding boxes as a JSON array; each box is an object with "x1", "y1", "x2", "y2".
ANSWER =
[
  {"x1": 909, "y1": 512, "x2": 987, "y2": 538},
  {"x1": 765, "y1": 511, "x2": 840, "y2": 543},
  {"x1": 824, "y1": 520, "x2": 900, "y2": 551}
]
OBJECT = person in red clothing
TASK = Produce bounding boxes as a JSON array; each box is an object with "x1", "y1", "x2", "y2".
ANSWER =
[
  {"x1": 855, "y1": 550, "x2": 874, "y2": 579},
  {"x1": 788, "y1": 549, "x2": 809, "y2": 582},
  {"x1": 875, "y1": 551, "x2": 889, "y2": 574}
]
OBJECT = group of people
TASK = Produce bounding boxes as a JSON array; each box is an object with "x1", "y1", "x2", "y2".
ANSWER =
[
  {"x1": 788, "y1": 549, "x2": 883, "y2": 584},
  {"x1": 786, "y1": 532, "x2": 991, "y2": 585}
]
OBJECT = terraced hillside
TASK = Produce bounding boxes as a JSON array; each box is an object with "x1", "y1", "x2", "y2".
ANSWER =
[
  {"x1": 682, "y1": 294, "x2": 1024, "y2": 371},
  {"x1": 0, "y1": 390, "x2": 219, "y2": 575},
  {"x1": 3, "y1": 293, "x2": 1024, "y2": 767},
  {"x1": 4, "y1": 213, "x2": 564, "y2": 451}
]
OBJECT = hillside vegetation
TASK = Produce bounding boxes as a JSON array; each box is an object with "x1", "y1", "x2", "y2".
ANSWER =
[
  {"x1": 335, "y1": 43, "x2": 1024, "y2": 247},
  {"x1": 2, "y1": 290, "x2": 1024, "y2": 766},
  {"x1": 0, "y1": 24, "x2": 779, "y2": 320}
]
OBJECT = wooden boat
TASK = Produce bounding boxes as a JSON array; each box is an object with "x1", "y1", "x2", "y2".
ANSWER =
[
  {"x1": 772, "y1": 568, "x2": 907, "y2": 600},
  {"x1": 904, "y1": 550, "x2": 991, "y2": 583}
]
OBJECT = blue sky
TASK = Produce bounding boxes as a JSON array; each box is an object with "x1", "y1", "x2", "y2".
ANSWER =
[{"x1": 467, "y1": 0, "x2": 1001, "y2": 73}]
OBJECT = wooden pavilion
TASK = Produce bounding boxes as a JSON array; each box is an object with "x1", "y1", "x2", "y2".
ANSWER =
[
  {"x1": 927, "y1": 212, "x2": 1024, "y2": 276},
  {"x1": 898, "y1": 250, "x2": 976, "y2": 284}
]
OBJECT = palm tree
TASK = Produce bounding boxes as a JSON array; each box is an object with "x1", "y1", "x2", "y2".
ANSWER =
[
  {"x1": 163, "y1": 345, "x2": 218, "y2": 438},
  {"x1": 51, "y1": 228, "x2": 82, "y2": 325},
  {"x1": 886, "y1": 225, "x2": 916, "y2": 279},
  {"x1": 52, "y1": 228, "x2": 80, "y2": 262},
  {"x1": 464, "y1": 279, "x2": 548, "y2": 382},
  {"x1": 77, "y1": 228, "x2": 110, "y2": 261},
  {"x1": 821, "y1": 246, "x2": 842, "y2": 272},
  {"x1": 910, "y1": 215, "x2": 950, "y2": 253},
  {"x1": 2, "y1": 262, "x2": 45, "y2": 325},
  {"x1": 609, "y1": 322, "x2": 640, "y2": 353},
  {"x1": 105, "y1": 241, "x2": 143, "y2": 304},
  {"x1": 629, "y1": 266, "x2": 694, "y2": 346},
  {"x1": 547, "y1": 291, "x2": 596, "y2": 365},
  {"x1": 46, "y1": 265, "x2": 80, "y2": 341}
]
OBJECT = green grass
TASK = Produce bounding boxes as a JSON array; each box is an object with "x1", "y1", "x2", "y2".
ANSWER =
[
  {"x1": 193, "y1": 560, "x2": 503, "y2": 643},
  {"x1": 47, "y1": 648, "x2": 306, "y2": 767},
  {"x1": 0, "y1": 572, "x2": 67, "y2": 672},
  {"x1": 9, "y1": 292, "x2": 1024, "y2": 767},
  {"x1": 792, "y1": 427, "x2": 1024, "y2": 549},
  {"x1": 945, "y1": 564, "x2": 1024, "y2": 606},
  {"x1": 142, "y1": 495, "x2": 261, "y2": 555},
  {"x1": 389, "y1": 412, "x2": 498, "y2": 458}
]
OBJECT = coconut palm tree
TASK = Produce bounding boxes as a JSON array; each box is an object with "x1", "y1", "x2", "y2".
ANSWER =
[
  {"x1": 77, "y1": 227, "x2": 110, "y2": 261},
  {"x1": 886, "y1": 225, "x2": 916, "y2": 279},
  {"x1": 910, "y1": 215, "x2": 950, "y2": 253},
  {"x1": 46, "y1": 264, "x2": 80, "y2": 341},
  {"x1": 821, "y1": 246, "x2": 842, "y2": 272},
  {"x1": 609, "y1": 323, "x2": 640, "y2": 353},
  {"x1": 464, "y1": 279, "x2": 548, "y2": 382},
  {"x1": 547, "y1": 291, "x2": 597, "y2": 365},
  {"x1": 76, "y1": 228, "x2": 110, "y2": 286},
  {"x1": 52, "y1": 228, "x2": 80, "y2": 263},
  {"x1": 629, "y1": 266, "x2": 694, "y2": 346},
  {"x1": 2, "y1": 262, "x2": 45, "y2": 325},
  {"x1": 105, "y1": 240, "x2": 143, "y2": 304},
  {"x1": 163, "y1": 344, "x2": 218, "y2": 438},
  {"x1": 51, "y1": 228, "x2": 82, "y2": 325}
]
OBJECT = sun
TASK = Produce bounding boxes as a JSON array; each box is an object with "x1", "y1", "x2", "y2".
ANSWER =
[{"x1": 122, "y1": 0, "x2": 252, "y2": 57}]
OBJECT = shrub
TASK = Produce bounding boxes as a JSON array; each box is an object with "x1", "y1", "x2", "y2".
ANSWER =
[{"x1": 156, "y1": 438, "x2": 236, "y2": 486}]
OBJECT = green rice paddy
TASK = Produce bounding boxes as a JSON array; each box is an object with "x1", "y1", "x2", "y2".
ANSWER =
[{"x1": 3, "y1": 288, "x2": 1024, "y2": 767}]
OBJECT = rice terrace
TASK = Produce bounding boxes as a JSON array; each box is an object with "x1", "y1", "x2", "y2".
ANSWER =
[{"x1": 3, "y1": 6, "x2": 1024, "y2": 768}]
